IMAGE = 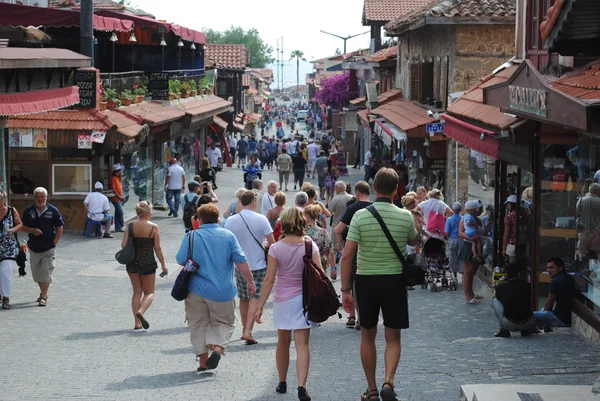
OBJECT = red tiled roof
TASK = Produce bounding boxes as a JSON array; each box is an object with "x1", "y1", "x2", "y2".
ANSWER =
[
  {"x1": 349, "y1": 97, "x2": 365, "y2": 105},
  {"x1": 363, "y1": 0, "x2": 434, "y2": 23},
  {"x1": 364, "y1": 46, "x2": 398, "y2": 62},
  {"x1": 247, "y1": 88, "x2": 258, "y2": 95},
  {"x1": 116, "y1": 101, "x2": 185, "y2": 126},
  {"x1": 242, "y1": 74, "x2": 251, "y2": 87},
  {"x1": 448, "y1": 63, "x2": 519, "y2": 129},
  {"x1": 250, "y1": 68, "x2": 273, "y2": 79},
  {"x1": 173, "y1": 95, "x2": 232, "y2": 118},
  {"x1": 205, "y1": 44, "x2": 248, "y2": 69},
  {"x1": 552, "y1": 62, "x2": 600, "y2": 101},
  {"x1": 358, "y1": 109, "x2": 371, "y2": 124},
  {"x1": 349, "y1": 89, "x2": 403, "y2": 106},
  {"x1": 386, "y1": 0, "x2": 516, "y2": 34},
  {"x1": 103, "y1": 109, "x2": 143, "y2": 138},
  {"x1": 7, "y1": 109, "x2": 115, "y2": 131},
  {"x1": 371, "y1": 99, "x2": 436, "y2": 131}
]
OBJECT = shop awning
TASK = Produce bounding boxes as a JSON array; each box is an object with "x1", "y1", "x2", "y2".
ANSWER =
[
  {"x1": 0, "y1": 86, "x2": 81, "y2": 116},
  {"x1": 212, "y1": 116, "x2": 228, "y2": 131},
  {"x1": 376, "y1": 120, "x2": 407, "y2": 140},
  {"x1": 6, "y1": 109, "x2": 115, "y2": 131},
  {"x1": 370, "y1": 100, "x2": 436, "y2": 135},
  {"x1": 117, "y1": 101, "x2": 185, "y2": 126},
  {"x1": 173, "y1": 95, "x2": 232, "y2": 119},
  {"x1": 246, "y1": 113, "x2": 262, "y2": 123},
  {"x1": 442, "y1": 113, "x2": 499, "y2": 159},
  {"x1": 0, "y1": 3, "x2": 133, "y2": 32},
  {"x1": 232, "y1": 122, "x2": 245, "y2": 132},
  {"x1": 103, "y1": 109, "x2": 144, "y2": 139}
]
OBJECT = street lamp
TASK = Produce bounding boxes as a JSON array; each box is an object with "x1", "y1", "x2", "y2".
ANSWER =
[
  {"x1": 319, "y1": 30, "x2": 369, "y2": 54},
  {"x1": 109, "y1": 31, "x2": 118, "y2": 72},
  {"x1": 191, "y1": 42, "x2": 196, "y2": 69},
  {"x1": 160, "y1": 36, "x2": 166, "y2": 70},
  {"x1": 129, "y1": 32, "x2": 137, "y2": 71},
  {"x1": 177, "y1": 38, "x2": 184, "y2": 70}
]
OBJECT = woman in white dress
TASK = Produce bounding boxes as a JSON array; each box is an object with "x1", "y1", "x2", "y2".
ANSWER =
[{"x1": 254, "y1": 207, "x2": 322, "y2": 401}]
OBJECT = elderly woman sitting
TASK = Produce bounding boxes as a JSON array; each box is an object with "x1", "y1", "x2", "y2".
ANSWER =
[{"x1": 176, "y1": 203, "x2": 255, "y2": 371}]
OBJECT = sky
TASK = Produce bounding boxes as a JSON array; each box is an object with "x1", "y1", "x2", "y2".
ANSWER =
[{"x1": 136, "y1": 0, "x2": 370, "y2": 89}]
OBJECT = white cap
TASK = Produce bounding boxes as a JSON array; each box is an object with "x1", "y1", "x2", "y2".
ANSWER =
[
  {"x1": 505, "y1": 195, "x2": 517, "y2": 204},
  {"x1": 521, "y1": 199, "x2": 531, "y2": 209},
  {"x1": 13, "y1": 165, "x2": 22, "y2": 172},
  {"x1": 94, "y1": 181, "x2": 103, "y2": 190},
  {"x1": 465, "y1": 200, "x2": 478, "y2": 210},
  {"x1": 112, "y1": 164, "x2": 122, "y2": 172}
]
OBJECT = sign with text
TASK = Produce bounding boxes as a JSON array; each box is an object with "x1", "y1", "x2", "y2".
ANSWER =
[
  {"x1": 426, "y1": 123, "x2": 444, "y2": 134},
  {"x1": 74, "y1": 70, "x2": 97, "y2": 108},
  {"x1": 509, "y1": 85, "x2": 547, "y2": 117},
  {"x1": 149, "y1": 72, "x2": 169, "y2": 100}
]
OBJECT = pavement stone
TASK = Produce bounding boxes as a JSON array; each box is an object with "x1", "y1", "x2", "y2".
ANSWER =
[{"x1": 1, "y1": 165, "x2": 599, "y2": 401}]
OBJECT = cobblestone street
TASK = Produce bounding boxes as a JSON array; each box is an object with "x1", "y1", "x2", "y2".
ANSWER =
[{"x1": 2, "y1": 166, "x2": 599, "y2": 401}]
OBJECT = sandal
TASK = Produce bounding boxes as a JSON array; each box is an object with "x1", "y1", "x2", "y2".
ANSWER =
[
  {"x1": 206, "y1": 352, "x2": 221, "y2": 370},
  {"x1": 346, "y1": 316, "x2": 356, "y2": 327},
  {"x1": 276, "y1": 381, "x2": 287, "y2": 394},
  {"x1": 298, "y1": 386, "x2": 311, "y2": 401},
  {"x1": 466, "y1": 298, "x2": 480, "y2": 305},
  {"x1": 361, "y1": 389, "x2": 380, "y2": 401},
  {"x1": 38, "y1": 297, "x2": 47, "y2": 307},
  {"x1": 330, "y1": 267, "x2": 337, "y2": 281},
  {"x1": 135, "y1": 312, "x2": 149, "y2": 329},
  {"x1": 2, "y1": 297, "x2": 11, "y2": 310},
  {"x1": 380, "y1": 382, "x2": 398, "y2": 401}
]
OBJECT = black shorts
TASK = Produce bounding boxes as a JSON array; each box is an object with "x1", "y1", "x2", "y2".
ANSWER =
[{"x1": 355, "y1": 274, "x2": 408, "y2": 330}]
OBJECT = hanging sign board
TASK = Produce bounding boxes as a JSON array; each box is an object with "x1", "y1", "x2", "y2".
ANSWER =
[
  {"x1": 74, "y1": 70, "x2": 97, "y2": 108},
  {"x1": 149, "y1": 72, "x2": 169, "y2": 100},
  {"x1": 426, "y1": 123, "x2": 444, "y2": 134},
  {"x1": 509, "y1": 85, "x2": 547, "y2": 117}
]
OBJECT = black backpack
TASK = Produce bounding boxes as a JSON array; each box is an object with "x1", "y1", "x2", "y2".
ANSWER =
[
  {"x1": 302, "y1": 238, "x2": 341, "y2": 323},
  {"x1": 183, "y1": 194, "x2": 200, "y2": 230}
]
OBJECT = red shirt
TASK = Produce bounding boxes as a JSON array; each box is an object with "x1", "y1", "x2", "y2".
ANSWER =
[{"x1": 504, "y1": 210, "x2": 517, "y2": 245}]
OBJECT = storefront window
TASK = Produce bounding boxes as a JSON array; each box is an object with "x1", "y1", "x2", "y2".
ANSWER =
[
  {"x1": 9, "y1": 148, "x2": 50, "y2": 195},
  {"x1": 52, "y1": 164, "x2": 92, "y2": 195},
  {"x1": 121, "y1": 145, "x2": 152, "y2": 218},
  {"x1": 540, "y1": 139, "x2": 600, "y2": 310}
]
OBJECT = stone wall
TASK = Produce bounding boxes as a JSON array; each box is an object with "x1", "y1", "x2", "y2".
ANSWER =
[
  {"x1": 11, "y1": 197, "x2": 88, "y2": 231},
  {"x1": 445, "y1": 140, "x2": 470, "y2": 205},
  {"x1": 453, "y1": 25, "x2": 515, "y2": 92}
]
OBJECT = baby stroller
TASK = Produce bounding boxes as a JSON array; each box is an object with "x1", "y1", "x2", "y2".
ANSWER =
[{"x1": 421, "y1": 237, "x2": 458, "y2": 292}]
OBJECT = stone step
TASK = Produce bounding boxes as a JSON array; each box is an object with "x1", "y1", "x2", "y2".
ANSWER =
[{"x1": 461, "y1": 384, "x2": 596, "y2": 401}]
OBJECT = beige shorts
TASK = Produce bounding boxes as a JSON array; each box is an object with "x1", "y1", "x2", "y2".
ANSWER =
[{"x1": 29, "y1": 248, "x2": 56, "y2": 283}]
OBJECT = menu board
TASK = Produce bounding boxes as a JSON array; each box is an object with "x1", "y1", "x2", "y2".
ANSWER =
[
  {"x1": 74, "y1": 70, "x2": 97, "y2": 108},
  {"x1": 149, "y1": 72, "x2": 169, "y2": 100}
]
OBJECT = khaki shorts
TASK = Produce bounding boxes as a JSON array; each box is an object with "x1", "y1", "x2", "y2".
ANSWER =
[{"x1": 29, "y1": 248, "x2": 56, "y2": 283}]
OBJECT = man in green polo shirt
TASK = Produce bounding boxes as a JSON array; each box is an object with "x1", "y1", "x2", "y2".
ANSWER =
[{"x1": 340, "y1": 167, "x2": 419, "y2": 401}]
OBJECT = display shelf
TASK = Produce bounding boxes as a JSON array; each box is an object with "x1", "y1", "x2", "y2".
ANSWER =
[
  {"x1": 540, "y1": 228, "x2": 577, "y2": 238},
  {"x1": 541, "y1": 180, "x2": 580, "y2": 192}
]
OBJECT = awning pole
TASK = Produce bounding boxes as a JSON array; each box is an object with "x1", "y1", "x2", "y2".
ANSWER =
[{"x1": 455, "y1": 140, "x2": 458, "y2": 203}]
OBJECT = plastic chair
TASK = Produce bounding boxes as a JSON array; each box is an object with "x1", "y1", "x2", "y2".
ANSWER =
[{"x1": 83, "y1": 219, "x2": 103, "y2": 238}]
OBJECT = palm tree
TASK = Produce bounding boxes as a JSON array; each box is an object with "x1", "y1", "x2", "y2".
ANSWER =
[{"x1": 290, "y1": 50, "x2": 306, "y2": 97}]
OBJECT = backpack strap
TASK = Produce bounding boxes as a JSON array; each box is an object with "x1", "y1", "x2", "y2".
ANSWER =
[
  {"x1": 304, "y1": 237, "x2": 312, "y2": 258},
  {"x1": 366, "y1": 204, "x2": 407, "y2": 269}
]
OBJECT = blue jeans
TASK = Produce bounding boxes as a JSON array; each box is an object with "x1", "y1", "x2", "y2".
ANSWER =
[
  {"x1": 533, "y1": 311, "x2": 569, "y2": 328},
  {"x1": 166, "y1": 189, "x2": 181, "y2": 216},
  {"x1": 111, "y1": 201, "x2": 124, "y2": 231}
]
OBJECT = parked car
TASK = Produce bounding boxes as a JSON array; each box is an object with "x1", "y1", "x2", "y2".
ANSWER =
[
  {"x1": 282, "y1": 95, "x2": 291, "y2": 101},
  {"x1": 297, "y1": 110, "x2": 308, "y2": 121}
]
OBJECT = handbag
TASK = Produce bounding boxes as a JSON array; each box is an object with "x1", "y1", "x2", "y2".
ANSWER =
[
  {"x1": 240, "y1": 213, "x2": 269, "y2": 261},
  {"x1": 366, "y1": 205, "x2": 426, "y2": 286},
  {"x1": 171, "y1": 232, "x2": 199, "y2": 301},
  {"x1": 426, "y1": 209, "x2": 447, "y2": 236},
  {"x1": 115, "y1": 222, "x2": 135, "y2": 265},
  {"x1": 6, "y1": 207, "x2": 27, "y2": 276}
]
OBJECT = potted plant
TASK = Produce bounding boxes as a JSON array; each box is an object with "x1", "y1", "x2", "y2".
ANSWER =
[
  {"x1": 180, "y1": 82, "x2": 190, "y2": 99},
  {"x1": 134, "y1": 85, "x2": 146, "y2": 103},
  {"x1": 189, "y1": 80, "x2": 197, "y2": 97},
  {"x1": 120, "y1": 89, "x2": 133, "y2": 106},
  {"x1": 199, "y1": 78, "x2": 213, "y2": 95},
  {"x1": 105, "y1": 88, "x2": 118, "y2": 110},
  {"x1": 169, "y1": 79, "x2": 181, "y2": 100}
]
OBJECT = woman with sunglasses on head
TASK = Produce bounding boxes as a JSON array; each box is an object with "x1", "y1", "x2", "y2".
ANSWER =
[
  {"x1": 121, "y1": 201, "x2": 168, "y2": 330},
  {"x1": 0, "y1": 190, "x2": 23, "y2": 310}
]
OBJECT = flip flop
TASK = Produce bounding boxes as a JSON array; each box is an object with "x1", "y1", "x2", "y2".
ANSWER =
[
  {"x1": 206, "y1": 352, "x2": 221, "y2": 370},
  {"x1": 244, "y1": 339, "x2": 258, "y2": 345},
  {"x1": 474, "y1": 294, "x2": 484, "y2": 300},
  {"x1": 135, "y1": 313, "x2": 149, "y2": 329},
  {"x1": 466, "y1": 298, "x2": 480, "y2": 305},
  {"x1": 197, "y1": 367, "x2": 207, "y2": 372}
]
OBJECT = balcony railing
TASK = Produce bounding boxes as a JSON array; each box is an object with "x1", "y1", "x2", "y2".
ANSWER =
[{"x1": 100, "y1": 69, "x2": 205, "y2": 97}]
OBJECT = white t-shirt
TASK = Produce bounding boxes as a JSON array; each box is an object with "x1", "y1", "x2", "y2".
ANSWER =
[
  {"x1": 418, "y1": 198, "x2": 449, "y2": 225},
  {"x1": 228, "y1": 137, "x2": 237, "y2": 148},
  {"x1": 84, "y1": 192, "x2": 110, "y2": 221},
  {"x1": 364, "y1": 151, "x2": 372, "y2": 166},
  {"x1": 261, "y1": 192, "x2": 275, "y2": 216},
  {"x1": 205, "y1": 147, "x2": 222, "y2": 168},
  {"x1": 224, "y1": 210, "x2": 273, "y2": 270},
  {"x1": 287, "y1": 141, "x2": 297, "y2": 155},
  {"x1": 307, "y1": 143, "x2": 320, "y2": 159},
  {"x1": 167, "y1": 164, "x2": 185, "y2": 190}
]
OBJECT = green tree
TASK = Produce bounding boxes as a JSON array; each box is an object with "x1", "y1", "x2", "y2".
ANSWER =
[
  {"x1": 289, "y1": 50, "x2": 306, "y2": 95},
  {"x1": 203, "y1": 26, "x2": 274, "y2": 68}
]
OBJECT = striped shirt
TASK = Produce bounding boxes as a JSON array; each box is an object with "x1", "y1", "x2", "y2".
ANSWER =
[{"x1": 347, "y1": 201, "x2": 418, "y2": 275}]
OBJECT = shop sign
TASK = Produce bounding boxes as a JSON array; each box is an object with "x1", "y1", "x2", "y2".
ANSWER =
[
  {"x1": 149, "y1": 72, "x2": 169, "y2": 100},
  {"x1": 426, "y1": 123, "x2": 444, "y2": 134},
  {"x1": 74, "y1": 70, "x2": 97, "y2": 108},
  {"x1": 509, "y1": 85, "x2": 547, "y2": 117},
  {"x1": 9, "y1": 128, "x2": 36, "y2": 147},
  {"x1": 374, "y1": 122, "x2": 392, "y2": 148},
  {"x1": 430, "y1": 159, "x2": 446, "y2": 170},
  {"x1": 77, "y1": 134, "x2": 92, "y2": 149},
  {"x1": 91, "y1": 130, "x2": 106, "y2": 144},
  {"x1": 33, "y1": 129, "x2": 47, "y2": 148}
]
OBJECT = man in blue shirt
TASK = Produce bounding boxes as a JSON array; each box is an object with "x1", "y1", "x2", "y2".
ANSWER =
[
  {"x1": 20, "y1": 187, "x2": 64, "y2": 307},
  {"x1": 237, "y1": 137, "x2": 249, "y2": 168},
  {"x1": 248, "y1": 137, "x2": 258, "y2": 156},
  {"x1": 445, "y1": 202, "x2": 463, "y2": 276}
]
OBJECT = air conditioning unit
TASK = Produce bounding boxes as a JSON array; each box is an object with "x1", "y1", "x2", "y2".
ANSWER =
[{"x1": 366, "y1": 83, "x2": 379, "y2": 110}]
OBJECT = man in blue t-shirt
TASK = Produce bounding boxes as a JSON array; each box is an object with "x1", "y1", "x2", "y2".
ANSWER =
[
  {"x1": 248, "y1": 137, "x2": 258, "y2": 156},
  {"x1": 445, "y1": 202, "x2": 463, "y2": 275},
  {"x1": 237, "y1": 137, "x2": 249, "y2": 168},
  {"x1": 534, "y1": 256, "x2": 574, "y2": 328},
  {"x1": 266, "y1": 140, "x2": 276, "y2": 170},
  {"x1": 20, "y1": 187, "x2": 64, "y2": 307}
]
